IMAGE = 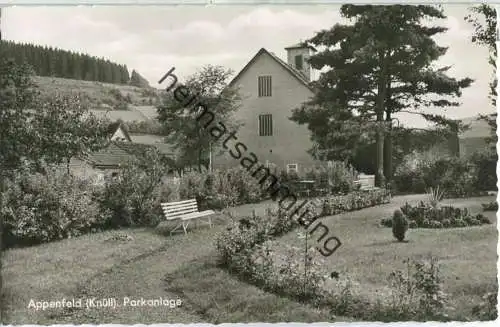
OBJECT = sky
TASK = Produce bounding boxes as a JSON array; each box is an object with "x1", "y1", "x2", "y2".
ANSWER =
[{"x1": 2, "y1": 5, "x2": 496, "y2": 128}]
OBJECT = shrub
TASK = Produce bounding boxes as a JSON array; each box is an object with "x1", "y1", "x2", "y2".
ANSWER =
[
  {"x1": 2, "y1": 168, "x2": 107, "y2": 248},
  {"x1": 393, "y1": 149, "x2": 494, "y2": 197},
  {"x1": 477, "y1": 213, "x2": 493, "y2": 224},
  {"x1": 426, "y1": 186, "x2": 445, "y2": 208},
  {"x1": 215, "y1": 214, "x2": 274, "y2": 267},
  {"x1": 472, "y1": 291, "x2": 498, "y2": 320},
  {"x1": 321, "y1": 189, "x2": 391, "y2": 216},
  {"x1": 393, "y1": 150, "x2": 442, "y2": 194},
  {"x1": 97, "y1": 147, "x2": 170, "y2": 228},
  {"x1": 268, "y1": 208, "x2": 298, "y2": 236},
  {"x1": 470, "y1": 149, "x2": 497, "y2": 192},
  {"x1": 482, "y1": 201, "x2": 498, "y2": 211},
  {"x1": 179, "y1": 168, "x2": 265, "y2": 210},
  {"x1": 386, "y1": 257, "x2": 447, "y2": 320},
  {"x1": 392, "y1": 209, "x2": 409, "y2": 242},
  {"x1": 325, "y1": 161, "x2": 357, "y2": 194}
]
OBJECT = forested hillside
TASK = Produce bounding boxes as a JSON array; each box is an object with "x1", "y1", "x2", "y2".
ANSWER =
[{"x1": 0, "y1": 40, "x2": 148, "y2": 87}]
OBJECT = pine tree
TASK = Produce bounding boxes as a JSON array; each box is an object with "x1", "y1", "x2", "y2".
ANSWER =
[
  {"x1": 291, "y1": 5, "x2": 472, "y2": 186},
  {"x1": 129, "y1": 69, "x2": 150, "y2": 88}
]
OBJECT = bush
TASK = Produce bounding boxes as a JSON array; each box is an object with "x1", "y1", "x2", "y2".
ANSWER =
[
  {"x1": 179, "y1": 168, "x2": 265, "y2": 210},
  {"x1": 325, "y1": 161, "x2": 357, "y2": 194},
  {"x1": 322, "y1": 189, "x2": 391, "y2": 216},
  {"x1": 2, "y1": 168, "x2": 107, "y2": 248},
  {"x1": 386, "y1": 257, "x2": 447, "y2": 320},
  {"x1": 392, "y1": 209, "x2": 409, "y2": 241},
  {"x1": 470, "y1": 149, "x2": 497, "y2": 192},
  {"x1": 482, "y1": 201, "x2": 498, "y2": 211},
  {"x1": 97, "y1": 148, "x2": 170, "y2": 228},
  {"x1": 215, "y1": 214, "x2": 274, "y2": 267},
  {"x1": 472, "y1": 291, "x2": 498, "y2": 320},
  {"x1": 394, "y1": 148, "x2": 496, "y2": 197},
  {"x1": 393, "y1": 150, "x2": 442, "y2": 194}
]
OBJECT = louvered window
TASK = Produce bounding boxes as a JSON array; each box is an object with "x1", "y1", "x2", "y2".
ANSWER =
[
  {"x1": 259, "y1": 114, "x2": 273, "y2": 136},
  {"x1": 258, "y1": 75, "x2": 272, "y2": 97}
]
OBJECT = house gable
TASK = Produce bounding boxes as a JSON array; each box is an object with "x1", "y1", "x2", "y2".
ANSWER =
[
  {"x1": 228, "y1": 48, "x2": 314, "y2": 93},
  {"x1": 108, "y1": 121, "x2": 132, "y2": 142},
  {"x1": 214, "y1": 47, "x2": 317, "y2": 171}
]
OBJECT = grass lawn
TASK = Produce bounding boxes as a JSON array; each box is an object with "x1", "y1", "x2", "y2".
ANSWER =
[
  {"x1": 2, "y1": 194, "x2": 497, "y2": 323},
  {"x1": 164, "y1": 254, "x2": 355, "y2": 323},
  {"x1": 3, "y1": 211, "x2": 336, "y2": 324},
  {"x1": 2, "y1": 227, "x2": 172, "y2": 324},
  {"x1": 267, "y1": 194, "x2": 498, "y2": 320}
]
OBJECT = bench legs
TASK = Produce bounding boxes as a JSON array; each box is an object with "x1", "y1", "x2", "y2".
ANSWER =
[{"x1": 170, "y1": 216, "x2": 213, "y2": 236}]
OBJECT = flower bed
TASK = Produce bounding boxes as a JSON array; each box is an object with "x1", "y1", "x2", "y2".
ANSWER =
[
  {"x1": 215, "y1": 190, "x2": 454, "y2": 320},
  {"x1": 215, "y1": 188, "x2": 391, "y2": 291},
  {"x1": 321, "y1": 189, "x2": 391, "y2": 216},
  {"x1": 482, "y1": 201, "x2": 498, "y2": 212},
  {"x1": 380, "y1": 201, "x2": 492, "y2": 229}
]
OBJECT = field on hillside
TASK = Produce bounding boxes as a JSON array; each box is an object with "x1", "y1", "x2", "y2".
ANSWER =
[{"x1": 33, "y1": 76, "x2": 160, "y2": 109}]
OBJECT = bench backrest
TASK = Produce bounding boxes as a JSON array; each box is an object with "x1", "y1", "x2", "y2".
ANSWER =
[
  {"x1": 357, "y1": 174, "x2": 375, "y2": 189},
  {"x1": 161, "y1": 199, "x2": 199, "y2": 220}
]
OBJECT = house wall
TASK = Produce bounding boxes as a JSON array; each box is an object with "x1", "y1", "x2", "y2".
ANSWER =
[
  {"x1": 213, "y1": 51, "x2": 317, "y2": 173},
  {"x1": 66, "y1": 158, "x2": 120, "y2": 185}
]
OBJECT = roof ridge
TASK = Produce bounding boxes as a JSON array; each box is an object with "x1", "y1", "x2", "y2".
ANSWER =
[{"x1": 227, "y1": 47, "x2": 313, "y2": 92}]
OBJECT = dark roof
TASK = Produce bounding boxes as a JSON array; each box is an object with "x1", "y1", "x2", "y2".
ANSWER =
[
  {"x1": 115, "y1": 142, "x2": 175, "y2": 158},
  {"x1": 227, "y1": 48, "x2": 314, "y2": 92},
  {"x1": 284, "y1": 42, "x2": 317, "y2": 52},
  {"x1": 84, "y1": 141, "x2": 175, "y2": 169},
  {"x1": 85, "y1": 143, "x2": 133, "y2": 168}
]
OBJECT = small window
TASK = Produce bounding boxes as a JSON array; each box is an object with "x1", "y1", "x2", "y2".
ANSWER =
[
  {"x1": 295, "y1": 55, "x2": 303, "y2": 70},
  {"x1": 258, "y1": 75, "x2": 272, "y2": 97},
  {"x1": 287, "y1": 163, "x2": 298, "y2": 174},
  {"x1": 259, "y1": 114, "x2": 273, "y2": 136}
]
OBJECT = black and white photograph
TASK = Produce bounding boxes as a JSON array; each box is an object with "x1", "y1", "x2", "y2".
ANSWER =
[{"x1": 0, "y1": 3, "x2": 498, "y2": 324}]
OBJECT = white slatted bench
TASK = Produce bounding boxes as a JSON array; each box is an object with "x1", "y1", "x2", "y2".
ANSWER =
[
  {"x1": 354, "y1": 174, "x2": 378, "y2": 191},
  {"x1": 161, "y1": 199, "x2": 215, "y2": 235}
]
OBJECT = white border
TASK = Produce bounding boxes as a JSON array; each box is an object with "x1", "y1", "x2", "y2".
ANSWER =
[{"x1": 0, "y1": 1, "x2": 499, "y2": 327}]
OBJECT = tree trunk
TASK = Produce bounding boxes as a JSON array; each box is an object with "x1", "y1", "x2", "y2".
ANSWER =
[
  {"x1": 66, "y1": 157, "x2": 71, "y2": 175},
  {"x1": 375, "y1": 54, "x2": 388, "y2": 187},
  {"x1": 384, "y1": 79, "x2": 393, "y2": 186},
  {"x1": 384, "y1": 114, "x2": 393, "y2": 186},
  {"x1": 375, "y1": 119, "x2": 385, "y2": 187},
  {"x1": 198, "y1": 148, "x2": 203, "y2": 172}
]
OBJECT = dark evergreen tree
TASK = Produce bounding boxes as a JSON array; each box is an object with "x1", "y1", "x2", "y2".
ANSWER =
[
  {"x1": 0, "y1": 40, "x2": 138, "y2": 86},
  {"x1": 129, "y1": 69, "x2": 150, "y2": 88}
]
